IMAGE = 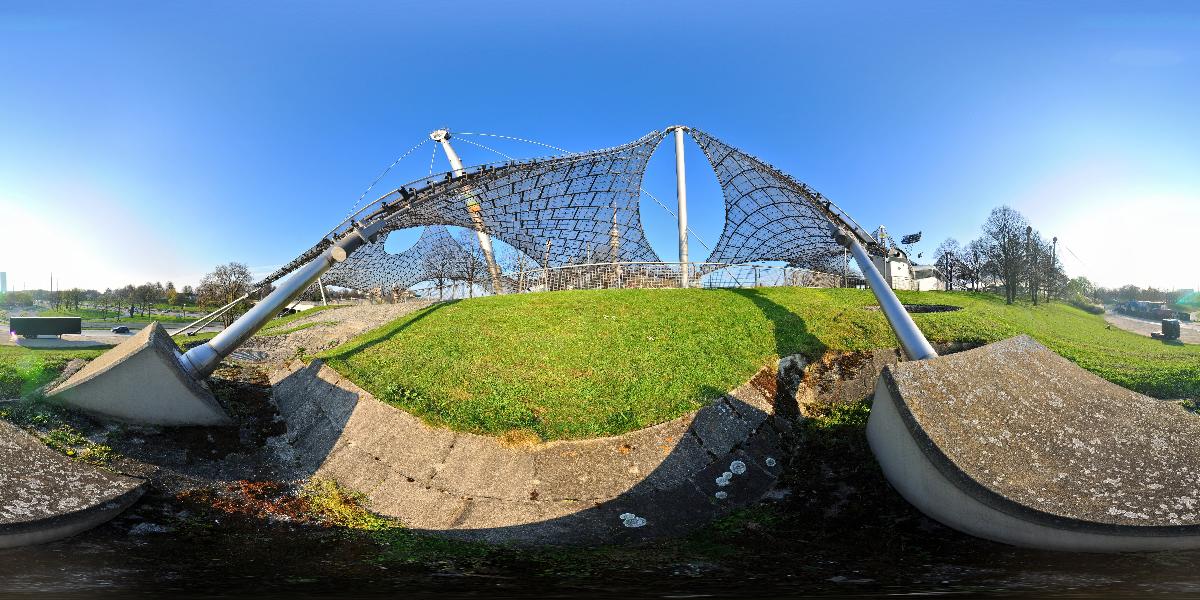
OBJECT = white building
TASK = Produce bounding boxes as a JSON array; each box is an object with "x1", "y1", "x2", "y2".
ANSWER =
[{"x1": 869, "y1": 227, "x2": 946, "y2": 291}]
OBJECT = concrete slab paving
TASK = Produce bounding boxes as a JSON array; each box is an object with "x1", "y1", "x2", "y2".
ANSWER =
[
  {"x1": 0, "y1": 419, "x2": 145, "y2": 548},
  {"x1": 430, "y1": 433, "x2": 538, "y2": 501},
  {"x1": 870, "y1": 334, "x2": 1200, "y2": 552}
]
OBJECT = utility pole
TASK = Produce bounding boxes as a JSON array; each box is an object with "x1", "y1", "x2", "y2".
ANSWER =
[
  {"x1": 673, "y1": 126, "x2": 689, "y2": 287},
  {"x1": 1026, "y1": 225, "x2": 1037, "y2": 305},
  {"x1": 842, "y1": 247, "x2": 849, "y2": 288},
  {"x1": 430, "y1": 129, "x2": 503, "y2": 295},
  {"x1": 1047, "y1": 236, "x2": 1057, "y2": 304}
]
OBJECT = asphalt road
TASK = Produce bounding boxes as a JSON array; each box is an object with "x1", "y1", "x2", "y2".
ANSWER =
[{"x1": 1104, "y1": 310, "x2": 1200, "y2": 344}]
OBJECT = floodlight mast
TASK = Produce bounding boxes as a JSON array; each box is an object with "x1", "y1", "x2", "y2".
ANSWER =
[{"x1": 431, "y1": 128, "x2": 504, "y2": 293}]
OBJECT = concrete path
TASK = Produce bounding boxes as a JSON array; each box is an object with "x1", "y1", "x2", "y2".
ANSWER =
[
  {"x1": 240, "y1": 302, "x2": 431, "y2": 362},
  {"x1": 869, "y1": 335, "x2": 1200, "y2": 552},
  {"x1": 0, "y1": 419, "x2": 145, "y2": 548},
  {"x1": 270, "y1": 359, "x2": 788, "y2": 545}
]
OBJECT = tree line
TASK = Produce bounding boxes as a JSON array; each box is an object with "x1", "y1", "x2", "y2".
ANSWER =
[
  {"x1": 0, "y1": 282, "x2": 197, "y2": 315},
  {"x1": 928, "y1": 205, "x2": 1067, "y2": 305}
]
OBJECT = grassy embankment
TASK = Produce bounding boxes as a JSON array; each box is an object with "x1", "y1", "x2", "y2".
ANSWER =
[
  {"x1": 320, "y1": 288, "x2": 1200, "y2": 441},
  {"x1": 0, "y1": 345, "x2": 109, "y2": 399},
  {"x1": 0, "y1": 305, "x2": 345, "y2": 398}
]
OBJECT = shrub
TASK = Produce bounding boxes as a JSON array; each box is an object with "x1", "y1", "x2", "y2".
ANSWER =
[{"x1": 1068, "y1": 296, "x2": 1105, "y2": 315}]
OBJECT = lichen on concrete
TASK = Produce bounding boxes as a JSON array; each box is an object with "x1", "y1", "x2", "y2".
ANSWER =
[
  {"x1": 0, "y1": 419, "x2": 145, "y2": 547},
  {"x1": 886, "y1": 334, "x2": 1200, "y2": 528}
]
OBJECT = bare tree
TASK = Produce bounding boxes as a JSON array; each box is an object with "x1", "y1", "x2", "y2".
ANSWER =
[
  {"x1": 981, "y1": 206, "x2": 1029, "y2": 304},
  {"x1": 933, "y1": 238, "x2": 962, "y2": 291},
  {"x1": 960, "y1": 238, "x2": 988, "y2": 291},
  {"x1": 455, "y1": 230, "x2": 491, "y2": 298},
  {"x1": 197, "y1": 262, "x2": 254, "y2": 327},
  {"x1": 421, "y1": 241, "x2": 460, "y2": 301}
]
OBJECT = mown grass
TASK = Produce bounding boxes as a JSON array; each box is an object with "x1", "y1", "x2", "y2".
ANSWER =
[
  {"x1": 0, "y1": 345, "x2": 119, "y2": 466},
  {"x1": 320, "y1": 288, "x2": 1200, "y2": 441},
  {"x1": 0, "y1": 345, "x2": 109, "y2": 398}
]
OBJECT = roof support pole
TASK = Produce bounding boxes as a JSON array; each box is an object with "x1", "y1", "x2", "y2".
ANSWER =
[
  {"x1": 180, "y1": 220, "x2": 386, "y2": 379},
  {"x1": 673, "y1": 126, "x2": 690, "y2": 287},
  {"x1": 833, "y1": 227, "x2": 938, "y2": 361},
  {"x1": 431, "y1": 129, "x2": 504, "y2": 295}
]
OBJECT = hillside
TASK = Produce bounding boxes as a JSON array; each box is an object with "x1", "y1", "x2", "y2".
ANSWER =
[{"x1": 319, "y1": 288, "x2": 1200, "y2": 441}]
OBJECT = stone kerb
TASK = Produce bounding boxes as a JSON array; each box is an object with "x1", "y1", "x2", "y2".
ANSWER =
[{"x1": 270, "y1": 359, "x2": 789, "y2": 545}]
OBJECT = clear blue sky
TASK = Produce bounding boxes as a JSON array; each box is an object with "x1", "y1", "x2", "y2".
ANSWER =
[{"x1": 3, "y1": 1, "x2": 1198, "y2": 291}]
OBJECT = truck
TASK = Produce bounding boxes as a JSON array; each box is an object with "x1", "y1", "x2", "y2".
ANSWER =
[{"x1": 9, "y1": 317, "x2": 82, "y2": 339}]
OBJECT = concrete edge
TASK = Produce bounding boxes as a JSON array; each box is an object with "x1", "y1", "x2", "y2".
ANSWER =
[
  {"x1": 869, "y1": 338, "x2": 1200, "y2": 552},
  {"x1": 0, "y1": 478, "x2": 146, "y2": 549}
]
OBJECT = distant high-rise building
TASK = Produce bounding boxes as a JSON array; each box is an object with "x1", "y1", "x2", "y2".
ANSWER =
[{"x1": 0, "y1": 271, "x2": 6, "y2": 295}]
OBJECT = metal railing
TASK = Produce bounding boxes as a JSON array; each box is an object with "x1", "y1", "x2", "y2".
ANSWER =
[{"x1": 487, "y1": 262, "x2": 842, "y2": 294}]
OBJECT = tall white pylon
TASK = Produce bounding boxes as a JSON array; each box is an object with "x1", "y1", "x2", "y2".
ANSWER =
[
  {"x1": 430, "y1": 128, "x2": 504, "y2": 294},
  {"x1": 673, "y1": 126, "x2": 690, "y2": 287}
]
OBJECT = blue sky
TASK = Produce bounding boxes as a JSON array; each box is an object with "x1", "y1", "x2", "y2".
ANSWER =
[{"x1": 2, "y1": 1, "x2": 1198, "y2": 291}]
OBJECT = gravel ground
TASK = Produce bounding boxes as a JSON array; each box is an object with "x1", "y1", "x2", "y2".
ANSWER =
[{"x1": 239, "y1": 301, "x2": 434, "y2": 362}]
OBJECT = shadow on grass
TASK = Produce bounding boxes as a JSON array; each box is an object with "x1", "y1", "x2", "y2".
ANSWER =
[
  {"x1": 726, "y1": 288, "x2": 827, "y2": 360},
  {"x1": 725, "y1": 287, "x2": 830, "y2": 420},
  {"x1": 319, "y1": 300, "x2": 458, "y2": 362}
]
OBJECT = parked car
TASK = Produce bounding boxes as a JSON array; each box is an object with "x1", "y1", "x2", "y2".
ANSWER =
[{"x1": 111, "y1": 326, "x2": 131, "y2": 334}]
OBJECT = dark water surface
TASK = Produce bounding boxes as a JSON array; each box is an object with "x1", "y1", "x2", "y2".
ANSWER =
[{"x1": 4, "y1": 505, "x2": 1200, "y2": 599}]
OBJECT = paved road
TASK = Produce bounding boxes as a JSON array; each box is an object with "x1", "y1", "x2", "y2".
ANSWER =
[
  {"x1": 76, "y1": 324, "x2": 223, "y2": 337},
  {"x1": 4, "y1": 324, "x2": 224, "y2": 349},
  {"x1": 1104, "y1": 310, "x2": 1200, "y2": 344}
]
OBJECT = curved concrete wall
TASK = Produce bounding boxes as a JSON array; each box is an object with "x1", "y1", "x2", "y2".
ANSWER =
[
  {"x1": 270, "y1": 359, "x2": 789, "y2": 545},
  {"x1": 867, "y1": 339, "x2": 1200, "y2": 552}
]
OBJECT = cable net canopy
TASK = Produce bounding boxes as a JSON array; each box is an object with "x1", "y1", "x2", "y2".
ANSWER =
[
  {"x1": 690, "y1": 128, "x2": 846, "y2": 272},
  {"x1": 315, "y1": 130, "x2": 669, "y2": 291},
  {"x1": 255, "y1": 126, "x2": 868, "y2": 294},
  {"x1": 323, "y1": 225, "x2": 470, "y2": 291}
]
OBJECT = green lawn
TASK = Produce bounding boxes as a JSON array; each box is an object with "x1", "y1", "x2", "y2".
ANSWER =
[
  {"x1": 0, "y1": 345, "x2": 110, "y2": 398},
  {"x1": 319, "y1": 288, "x2": 1200, "y2": 441}
]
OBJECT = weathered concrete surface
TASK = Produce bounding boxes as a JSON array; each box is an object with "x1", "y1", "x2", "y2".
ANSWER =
[
  {"x1": 46, "y1": 322, "x2": 231, "y2": 426},
  {"x1": 795, "y1": 348, "x2": 902, "y2": 417},
  {"x1": 271, "y1": 359, "x2": 788, "y2": 545},
  {"x1": 869, "y1": 334, "x2": 1200, "y2": 552},
  {"x1": 0, "y1": 419, "x2": 145, "y2": 548}
]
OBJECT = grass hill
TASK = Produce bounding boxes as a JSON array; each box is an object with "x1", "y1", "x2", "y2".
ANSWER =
[{"x1": 319, "y1": 288, "x2": 1200, "y2": 441}]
